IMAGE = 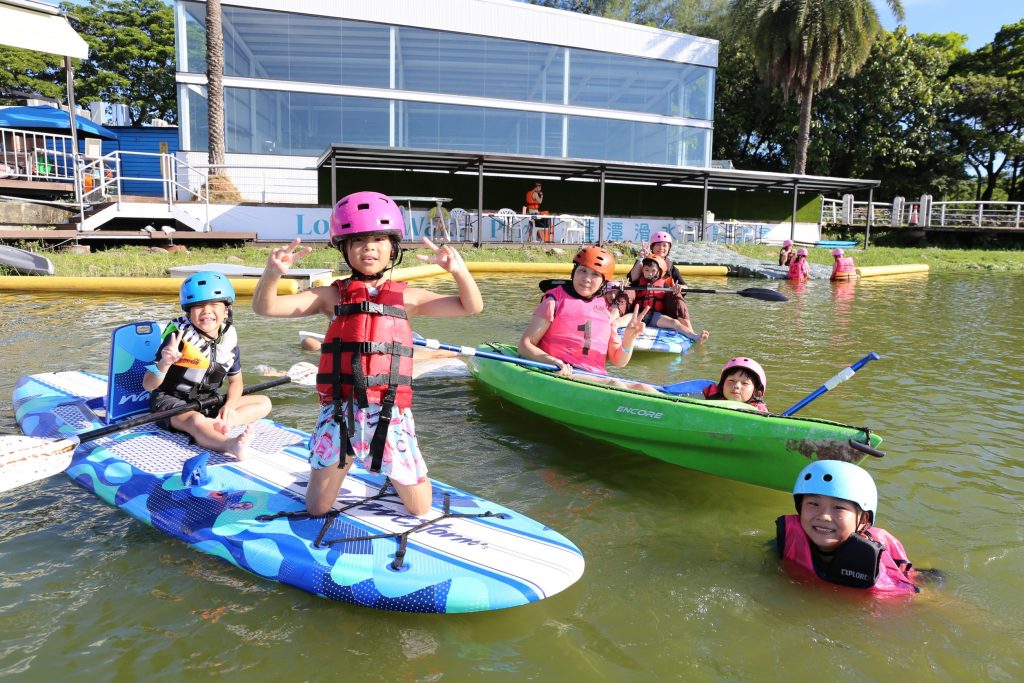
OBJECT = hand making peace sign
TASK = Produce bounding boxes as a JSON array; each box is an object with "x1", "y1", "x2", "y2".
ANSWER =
[
  {"x1": 267, "y1": 238, "x2": 313, "y2": 276},
  {"x1": 160, "y1": 331, "x2": 183, "y2": 366},
  {"x1": 621, "y1": 304, "x2": 650, "y2": 344},
  {"x1": 416, "y1": 236, "x2": 466, "y2": 275}
]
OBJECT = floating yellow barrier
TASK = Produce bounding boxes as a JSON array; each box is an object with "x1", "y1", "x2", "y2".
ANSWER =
[
  {"x1": 0, "y1": 276, "x2": 297, "y2": 295},
  {"x1": 855, "y1": 264, "x2": 929, "y2": 278},
  {"x1": 390, "y1": 261, "x2": 728, "y2": 282}
]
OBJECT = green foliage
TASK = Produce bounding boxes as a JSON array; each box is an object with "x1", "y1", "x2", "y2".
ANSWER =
[
  {"x1": 0, "y1": 47, "x2": 65, "y2": 103},
  {"x1": 60, "y1": 0, "x2": 176, "y2": 125},
  {"x1": 808, "y1": 28, "x2": 966, "y2": 198}
]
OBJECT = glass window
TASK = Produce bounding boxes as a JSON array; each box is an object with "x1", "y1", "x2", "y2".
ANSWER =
[
  {"x1": 399, "y1": 102, "x2": 563, "y2": 157},
  {"x1": 178, "y1": 1, "x2": 206, "y2": 74},
  {"x1": 567, "y1": 115, "x2": 708, "y2": 166},
  {"x1": 568, "y1": 49, "x2": 714, "y2": 120},
  {"x1": 181, "y1": 83, "x2": 208, "y2": 151},
  {"x1": 395, "y1": 27, "x2": 564, "y2": 104},
  {"x1": 223, "y1": 89, "x2": 389, "y2": 155}
]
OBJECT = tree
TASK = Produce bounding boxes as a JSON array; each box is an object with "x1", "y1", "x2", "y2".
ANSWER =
[
  {"x1": 61, "y1": 0, "x2": 176, "y2": 125},
  {"x1": 0, "y1": 47, "x2": 65, "y2": 103},
  {"x1": 808, "y1": 29, "x2": 966, "y2": 198},
  {"x1": 205, "y1": 0, "x2": 225, "y2": 170},
  {"x1": 729, "y1": 0, "x2": 905, "y2": 175}
]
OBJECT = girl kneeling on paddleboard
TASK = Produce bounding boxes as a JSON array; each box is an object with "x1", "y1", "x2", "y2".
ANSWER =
[
  {"x1": 702, "y1": 357, "x2": 769, "y2": 412},
  {"x1": 519, "y1": 246, "x2": 648, "y2": 390},
  {"x1": 252, "y1": 191, "x2": 483, "y2": 517},
  {"x1": 776, "y1": 460, "x2": 927, "y2": 595}
]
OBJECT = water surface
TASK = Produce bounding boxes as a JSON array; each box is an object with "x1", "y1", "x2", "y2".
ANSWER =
[{"x1": 1, "y1": 272, "x2": 1022, "y2": 680}]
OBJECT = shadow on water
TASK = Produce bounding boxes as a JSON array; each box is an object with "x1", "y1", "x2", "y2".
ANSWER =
[{"x1": 1, "y1": 271, "x2": 1023, "y2": 680}]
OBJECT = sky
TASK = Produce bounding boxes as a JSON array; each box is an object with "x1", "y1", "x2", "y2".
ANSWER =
[{"x1": 873, "y1": 0, "x2": 1023, "y2": 50}]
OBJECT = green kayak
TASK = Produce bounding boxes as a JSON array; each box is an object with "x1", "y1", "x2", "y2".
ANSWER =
[{"x1": 468, "y1": 344, "x2": 883, "y2": 492}]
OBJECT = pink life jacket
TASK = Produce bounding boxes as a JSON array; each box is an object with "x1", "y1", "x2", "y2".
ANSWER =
[
  {"x1": 777, "y1": 515, "x2": 919, "y2": 595},
  {"x1": 701, "y1": 382, "x2": 769, "y2": 412},
  {"x1": 788, "y1": 257, "x2": 808, "y2": 280},
  {"x1": 537, "y1": 285, "x2": 613, "y2": 375},
  {"x1": 832, "y1": 256, "x2": 856, "y2": 280}
]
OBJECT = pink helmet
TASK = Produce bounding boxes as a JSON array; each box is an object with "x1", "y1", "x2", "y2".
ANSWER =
[
  {"x1": 832, "y1": 248, "x2": 845, "y2": 257},
  {"x1": 783, "y1": 239, "x2": 794, "y2": 247},
  {"x1": 650, "y1": 230, "x2": 673, "y2": 245},
  {"x1": 329, "y1": 191, "x2": 405, "y2": 246},
  {"x1": 721, "y1": 357, "x2": 766, "y2": 394},
  {"x1": 796, "y1": 247, "x2": 808, "y2": 257}
]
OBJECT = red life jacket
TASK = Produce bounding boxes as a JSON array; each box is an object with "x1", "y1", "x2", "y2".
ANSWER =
[
  {"x1": 777, "y1": 515, "x2": 919, "y2": 595},
  {"x1": 525, "y1": 189, "x2": 541, "y2": 210},
  {"x1": 316, "y1": 279, "x2": 414, "y2": 470},
  {"x1": 701, "y1": 382, "x2": 769, "y2": 412},
  {"x1": 633, "y1": 275, "x2": 670, "y2": 314}
]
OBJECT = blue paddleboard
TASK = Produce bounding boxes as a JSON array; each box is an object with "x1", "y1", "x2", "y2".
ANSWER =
[{"x1": 12, "y1": 323, "x2": 584, "y2": 613}]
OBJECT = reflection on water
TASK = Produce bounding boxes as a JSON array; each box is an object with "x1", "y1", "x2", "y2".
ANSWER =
[{"x1": 1, "y1": 272, "x2": 1023, "y2": 680}]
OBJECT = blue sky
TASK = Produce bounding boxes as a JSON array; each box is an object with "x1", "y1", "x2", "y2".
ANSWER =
[{"x1": 874, "y1": 0, "x2": 1023, "y2": 49}]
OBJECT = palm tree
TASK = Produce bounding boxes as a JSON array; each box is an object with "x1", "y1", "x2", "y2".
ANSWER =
[
  {"x1": 730, "y1": 0, "x2": 904, "y2": 175},
  {"x1": 204, "y1": 0, "x2": 239, "y2": 201}
]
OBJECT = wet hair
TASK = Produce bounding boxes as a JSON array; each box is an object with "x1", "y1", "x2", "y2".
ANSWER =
[{"x1": 338, "y1": 232, "x2": 404, "y2": 280}]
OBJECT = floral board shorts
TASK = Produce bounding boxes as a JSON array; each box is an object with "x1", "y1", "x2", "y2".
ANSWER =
[{"x1": 308, "y1": 402, "x2": 427, "y2": 486}]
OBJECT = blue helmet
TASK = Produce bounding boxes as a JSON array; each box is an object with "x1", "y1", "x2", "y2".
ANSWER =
[
  {"x1": 793, "y1": 460, "x2": 877, "y2": 525},
  {"x1": 180, "y1": 271, "x2": 235, "y2": 310}
]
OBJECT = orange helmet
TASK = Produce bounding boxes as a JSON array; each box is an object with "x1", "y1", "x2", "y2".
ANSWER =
[
  {"x1": 641, "y1": 255, "x2": 667, "y2": 279},
  {"x1": 573, "y1": 246, "x2": 616, "y2": 279}
]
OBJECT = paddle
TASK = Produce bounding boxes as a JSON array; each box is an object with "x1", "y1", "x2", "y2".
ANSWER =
[
  {"x1": 0, "y1": 363, "x2": 318, "y2": 493},
  {"x1": 782, "y1": 353, "x2": 880, "y2": 416},
  {"x1": 537, "y1": 279, "x2": 789, "y2": 302},
  {"x1": 414, "y1": 335, "x2": 708, "y2": 395}
]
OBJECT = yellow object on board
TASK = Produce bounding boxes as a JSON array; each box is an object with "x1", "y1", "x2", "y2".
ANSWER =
[{"x1": 855, "y1": 264, "x2": 929, "y2": 278}]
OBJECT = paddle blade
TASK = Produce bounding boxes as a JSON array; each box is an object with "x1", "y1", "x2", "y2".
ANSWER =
[
  {"x1": 737, "y1": 288, "x2": 789, "y2": 302},
  {"x1": 0, "y1": 434, "x2": 78, "y2": 492},
  {"x1": 538, "y1": 279, "x2": 571, "y2": 292},
  {"x1": 287, "y1": 362, "x2": 318, "y2": 386}
]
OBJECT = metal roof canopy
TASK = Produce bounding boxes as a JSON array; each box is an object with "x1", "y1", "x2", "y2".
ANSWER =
[{"x1": 318, "y1": 145, "x2": 880, "y2": 245}]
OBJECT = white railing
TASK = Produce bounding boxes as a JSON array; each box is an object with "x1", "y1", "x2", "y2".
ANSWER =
[
  {"x1": 822, "y1": 196, "x2": 1024, "y2": 229},
  {"x1": 178, "y1": 164, "x2": 318, "y2": 204},
  {"x1": 0, "y1": 127, "x2": 76, "y2": 183},
  {"x1": 930, "y1": 201, "x2": 1023, "y2": 229}
]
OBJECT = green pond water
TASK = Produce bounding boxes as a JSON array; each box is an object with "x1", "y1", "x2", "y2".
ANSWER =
[{"x1": 1, "y1": 271, "x2": 1022, "y2": 681}]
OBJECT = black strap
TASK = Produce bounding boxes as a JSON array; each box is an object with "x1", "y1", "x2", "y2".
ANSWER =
[{"x1": 335, "y1": 301, "x2": 408, "y2": 319}]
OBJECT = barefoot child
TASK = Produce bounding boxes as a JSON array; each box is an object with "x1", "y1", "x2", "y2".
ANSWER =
[
  {"x1": 143, "y1": 271, "x2": 271, "y2": 460},
  {"x1": 631, "y1": 256, "x2": 709, "y2": 343},
  {"x1": 252, "y1": 190, "x2": 483, "y2": 517},
  {"x1": 702, "y1": 357, "x2": 769, "y2": 412},
  {"x1": 776, "y1": 460, "x2": 922, "y2": 594}
]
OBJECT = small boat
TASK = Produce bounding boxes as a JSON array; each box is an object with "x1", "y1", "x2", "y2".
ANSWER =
[
  {"x1": 617, "y1": 326, "x2": 693, "y2": 354},
  {"x1": 468, "y1": 344, "x2": 883, "y2": 492},
  {"x1": 0, "y1": 245, "x2": 54, "y2": 275}
]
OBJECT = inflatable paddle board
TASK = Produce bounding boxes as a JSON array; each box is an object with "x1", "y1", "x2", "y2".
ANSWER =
[
  {"x1": 12, "y1": 323, "x2": 584, "y2": 613},
  {"x1": 299, "y1": 330, "x2": 469, "y2": 379},
  {"x1": 616, "y1": 326, "x2": 693, "y2": 354}
]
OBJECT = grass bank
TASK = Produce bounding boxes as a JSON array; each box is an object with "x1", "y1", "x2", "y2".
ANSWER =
[{"x1": 2, "y1": 240, "x2": 1023, "y2": 277}]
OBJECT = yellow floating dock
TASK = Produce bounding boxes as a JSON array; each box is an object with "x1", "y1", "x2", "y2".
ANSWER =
[
  {"x1": 0, "y1": 276, "x2": 298, "y2": 295},
  {"x1": 855, "y1": 264, "x2": 929, "y2": 278},
  {"x1": 392, "y1": 261, "x2": 728, "y2": 281}
]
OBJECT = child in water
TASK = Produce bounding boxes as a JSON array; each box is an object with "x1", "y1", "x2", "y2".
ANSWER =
[
  {"x1": 830, "y1": 248, "x2": 857, "y2": 281},
  {"x1": 252, "y1": 190, "x2": 483, "y2": 517},
  {"x1": 143, "y1": 271, "x2": 272, "y2": 460},
  {"x1": 788, "y1": 247, "x2": 810, "y2": 281},
  {"x1": 776, "y1": 460, "x2": 922, "y2": 594},
  {"x1": 778, "y1": 239, "x2": 795, "y2": 266},
  {"x1": 702, "y1": 357, "x2": 769, "y2": 412}
]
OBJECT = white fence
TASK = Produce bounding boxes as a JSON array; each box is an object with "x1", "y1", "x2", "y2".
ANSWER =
[
  {"x1": 0, "y1": 127, "x2": 76, "y2": 183},
  {"x1": 822, "y1": 194, "x2": 1024, "y2": 229}
]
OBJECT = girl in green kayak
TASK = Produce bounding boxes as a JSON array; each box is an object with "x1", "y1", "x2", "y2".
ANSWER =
[{"x1": 702, "y1": 357, "x2": 769, "y2": 412}]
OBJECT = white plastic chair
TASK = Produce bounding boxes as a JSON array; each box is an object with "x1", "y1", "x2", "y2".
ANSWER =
[
  {"x1": 559, "y1": 215, "x2": 585, "y2": 243},
  {"x1": 496, "y1": 208, "x2": 519, "y2": 242},
  {"x1": 449, "y1": 208, "x2": 471, "y2": 241},
  {"x1": 678, "y1": 221, "x2": 698, "y2": 242}
]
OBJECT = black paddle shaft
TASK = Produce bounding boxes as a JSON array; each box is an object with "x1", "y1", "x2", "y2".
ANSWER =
[
  {"x1": 77, "y1": 375, "x2": 289, "y2": 443},
  {"x1": 537, "y1": 279, "x2": 788, "y2": 302}
]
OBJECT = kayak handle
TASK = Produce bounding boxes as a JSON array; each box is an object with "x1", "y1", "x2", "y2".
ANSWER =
[{"x1": 849, "y1": 439, "x2": 885, "y2": 458}]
